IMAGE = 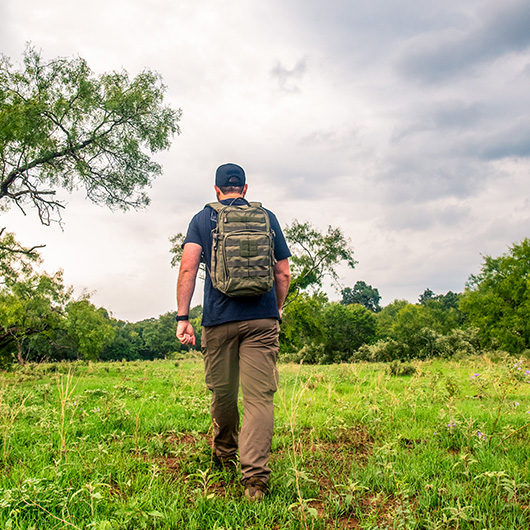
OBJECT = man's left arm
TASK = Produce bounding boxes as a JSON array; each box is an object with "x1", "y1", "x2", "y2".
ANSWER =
[{"x1": 273, "y1": 258, "x2": 291, "y2": 318}]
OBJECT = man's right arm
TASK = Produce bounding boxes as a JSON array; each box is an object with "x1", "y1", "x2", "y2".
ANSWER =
[{"x1": 176, "y1": 242, "x2": 202, "y2": 345}]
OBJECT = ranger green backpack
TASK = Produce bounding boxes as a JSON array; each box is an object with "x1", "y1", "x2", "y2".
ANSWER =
[{"x1": 206, "y1": 199, "x2": 275, "y2": 297}]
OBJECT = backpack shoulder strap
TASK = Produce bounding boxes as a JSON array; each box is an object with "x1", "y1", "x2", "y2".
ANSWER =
[{"x1": 205, "y1": 201, "x2": 223, "y2": 212}]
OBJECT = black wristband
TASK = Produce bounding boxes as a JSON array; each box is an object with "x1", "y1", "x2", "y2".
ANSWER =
[{"x1": 175, "y1": 315, "x2": 189, "y2": 321}]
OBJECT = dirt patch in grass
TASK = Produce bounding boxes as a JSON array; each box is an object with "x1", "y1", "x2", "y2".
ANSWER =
[
  {"x1": 166, "y1": 431, "x2": 211, "y2": 447},
  {"x1": 149, "y1": 431, "x2": 240, "y2": 498},
  {"x1": 144, "y1": 427, "x2": 426, "y2": 528},
  {"x1": 275, "y1": 425, "x2": 374, "y2": 460},
  {"x1": 301, "y1": 425, "x2": 375, "y2": 474},
  {"x1": 305, "y1": 498, "x2": 362, "y2": 529},
  {"x1": 328, "y1": 493, "x2": 417, "y2": 529},
  {"x1": 148, "y1": 431, "x2": 213, "y2": 474},
  {"x1": 304, "y1": 492, "x2": 414, "y2": 529},
  {"x1": 272, "y1": 426, "x2": 375, "y2": 528}
]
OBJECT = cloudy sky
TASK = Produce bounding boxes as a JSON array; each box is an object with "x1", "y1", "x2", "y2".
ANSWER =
[{"x1": 2, "y1": 0, "x2": 530, "y2": 322}]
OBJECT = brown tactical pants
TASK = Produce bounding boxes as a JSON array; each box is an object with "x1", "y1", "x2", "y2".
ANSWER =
[{"x1": 201, "y1": 318, "x2": 280, "y2": 484}]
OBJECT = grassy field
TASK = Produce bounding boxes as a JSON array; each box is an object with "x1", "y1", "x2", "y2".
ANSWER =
[{"x1": 0, "y1": 353, "x2": 529, "y2": 529}]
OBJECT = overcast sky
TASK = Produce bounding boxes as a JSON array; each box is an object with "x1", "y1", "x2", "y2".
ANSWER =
[{"x1": 2, "y1": 0, "x2": 530, "y2": 322}]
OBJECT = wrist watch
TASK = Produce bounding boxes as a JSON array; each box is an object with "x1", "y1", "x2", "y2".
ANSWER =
[{"x1": 175, "y1": 315, "x2": 189, "y2": 321}]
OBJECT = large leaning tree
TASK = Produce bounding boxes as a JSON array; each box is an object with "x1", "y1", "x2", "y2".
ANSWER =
[{"x1": 0, "y1": 45, "x2": 181, "y2": 226}]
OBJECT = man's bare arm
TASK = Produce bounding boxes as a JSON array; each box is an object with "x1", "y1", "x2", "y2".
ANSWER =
[
  {"x1": 273, "y1": 258, "x2": 291, "y2": 317},
  {"x1": 176, "y1": 242, "x2": 202, "y2": 345}
]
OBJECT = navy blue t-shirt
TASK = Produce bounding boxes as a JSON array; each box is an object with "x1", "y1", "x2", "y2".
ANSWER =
[{"x1": 183, "y1": 198, "x2": 291, "y2": 327}]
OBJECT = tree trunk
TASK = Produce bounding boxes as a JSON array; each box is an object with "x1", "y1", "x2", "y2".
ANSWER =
[{"x1": 16, "y1": 341, "x2": 25, "y2": 365}]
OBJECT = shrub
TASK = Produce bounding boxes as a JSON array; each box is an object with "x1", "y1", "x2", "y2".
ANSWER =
[
  {"x1": 388, "y1": 361, "x2": 417, "y2": 376},
  {"x1": 433, "y1": 328, "x2": 481, "y2": 358},
  {"x1": 354, "y1": 339, "x2": 410, "y2": 362}
]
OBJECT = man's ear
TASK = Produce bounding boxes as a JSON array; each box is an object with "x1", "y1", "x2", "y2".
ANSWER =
[
  {"x1": 241, "y1": 184, "x2": 248, "y2": 197},
  {"x1": 214, "y1": 185, "x2": 221, "y2": 200}
]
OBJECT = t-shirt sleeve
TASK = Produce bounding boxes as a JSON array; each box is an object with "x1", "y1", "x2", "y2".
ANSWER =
[
  {"x1": 182, "y1": 212, "x2": 204, "y2": 248},
  {"x1": 267, "y1": 210, "x2": 291, "y2": 261}
]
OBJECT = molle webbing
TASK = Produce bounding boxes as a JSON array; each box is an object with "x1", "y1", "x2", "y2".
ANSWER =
[{"x1": 207, "y1": 200, "x2": 275, "y2": 297}]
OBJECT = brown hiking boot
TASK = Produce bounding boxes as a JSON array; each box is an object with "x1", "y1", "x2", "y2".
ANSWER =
[{"x1": 243, "y1": 477, "x2": 269, "y2": 501}]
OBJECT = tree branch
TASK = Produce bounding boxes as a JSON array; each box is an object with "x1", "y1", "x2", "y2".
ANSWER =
[{"x1": 0, "y1": 227, "x2": 45, "y2": 255}]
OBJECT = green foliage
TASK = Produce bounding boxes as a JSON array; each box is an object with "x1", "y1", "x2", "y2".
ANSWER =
[
  {"x1": 102, "y1": 306, "x2": 203, "y2": 362},
  {"x1": 376, "y1": 300, "x2": 436, "y2": 358},
  {"x1": 133, "y1": 312, "x2": 184, "y2": 360},
  {"x1": 100, "y1": 322, "x2": 143, "y2": 361},
  {"x1": 419, "y1": 288, "x2": 467, "y2": 333},
  {"x1": 460, "y1": 238, "x2": 530, "y2": 353},
  {"x1": 387, "y1": 303, "x2": 438, "y2": 356},
  {"x1": 434, "y1": 328, "x2": 481, "y2": 359},
  {"x1": 284, "y1": 220, "x2": 357, "y2": 297},
  {"x1": 321, "y1": 302, "x2": 377, "y2": 363},
  {"x1": 169, "y1": 232, "x2": 185, "y2": 269},
  {"x1": 280, "y1": 292, "x2": 327, "y2": 356},
  {"x1": 281, "y1": 296, "x2": 377, "y2": 364},
  {"x1": 356, "y1": 328, "x2": 481, "y2": 363},
  {"x1": 367, "y1": 295, "x2": 479, "y2": 362},
  {"x1": 0, "y1": 46, "x2": 181, "y2": 365},
  {"x1": 388, "y1": 360, "x2": 417, "y2": 376},
  {"x1": 0, "y1": 231, "x2": 70, "y2": 366},
  {"x1": 341, "y1": 280, "x2": 381, "y2": 312},
  {"x1": 1, "y1": 229, "x2": 187, "y2": 365},
  {"x1": 0, "y1": 228, "x2": 44, "y2": 285},
  {"x1": 355, "y1": 338, "x2": 409, "y2": 362},
  {"x1": 63, "y1": 301, "x2": 115, "y2": 361},
  {"x1": 0, "y1": 271, "x2": 68, "y2": 366},
  {"x1": 375, "y1": 298, "x2": 409, "y2": 335},
  {"x1": 0, "y1": 45, "x2": 180, "y2": 224}
]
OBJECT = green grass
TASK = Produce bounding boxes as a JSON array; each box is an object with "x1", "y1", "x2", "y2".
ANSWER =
[{"x1": 0, "y1": 354, "x2": 529, "y2": 529}]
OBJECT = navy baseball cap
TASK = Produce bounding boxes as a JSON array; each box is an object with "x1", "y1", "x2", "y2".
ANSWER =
[{"x1": 215, "y1": 163, "x2": 246, "y2": 187}]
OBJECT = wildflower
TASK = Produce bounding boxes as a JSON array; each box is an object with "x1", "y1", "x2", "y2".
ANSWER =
[
  {"x1": 477, "y1": 431, "x2": 486, "y2": 441},
  {"x1": 448, "y1": 420, "x2": 456, "y2": 429},
  {"x1": 515, "y1": 402, "x2": 520, "y2": 407},
  {"x1": 470, "y1": 373, "x2": 479, "y2": 379},
  {"x1": 526, "y1": 370, "x2": 529, "y2": 376}
]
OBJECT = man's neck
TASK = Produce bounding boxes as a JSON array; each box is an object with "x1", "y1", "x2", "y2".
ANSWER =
[{"x1": 218, "y1": 193, "x2": 244, "y2": 201}]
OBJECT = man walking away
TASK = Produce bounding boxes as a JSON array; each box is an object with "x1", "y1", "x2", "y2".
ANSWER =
[{"x1": 176, "y1": 163, "x2": 291, "y2": 501}]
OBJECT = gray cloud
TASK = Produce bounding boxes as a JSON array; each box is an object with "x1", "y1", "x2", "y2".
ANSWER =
[
  {"x1": 381, "y1": 202, "x2": 470, "y2": 232},
  {"x1": 397, "y1": 0, "x2": 530, "y2": 83},
  {"x1": 392, "y1": 100, "x2": 486, "y2": 142},
  {"x1": 377, "y1": 154, "x2": 489, "y2": 206},
  {"x1": 270, "y1": 59, "x2": 307, "y2": 92},
  {"x1": 479, "y1": 122, "x2": 530, "y2": 159},
  {"x1": 278, "y1": 0, "x2": 454, "y2": 61}
]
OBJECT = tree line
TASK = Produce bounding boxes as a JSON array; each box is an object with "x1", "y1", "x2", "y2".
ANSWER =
[
  {"x1": 2, "y1": 223, "x2": 530, "y2": 366},
  {"x1": 281, "y1": 239, "x2": 530, "y2": 363},
  {"x1": 0, "y1": 229, "x2": 196, "y2": 367}
]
